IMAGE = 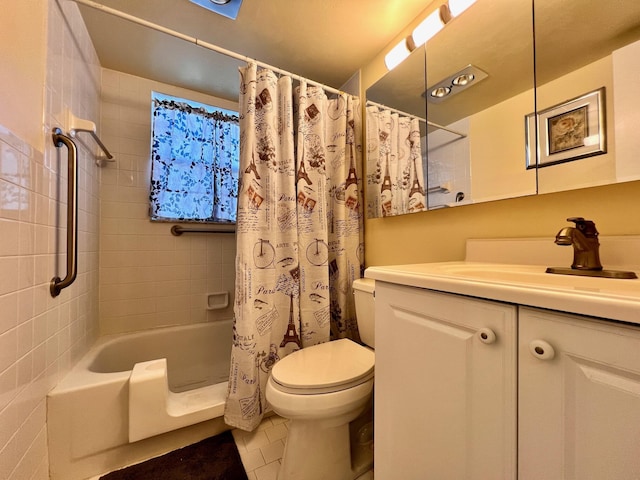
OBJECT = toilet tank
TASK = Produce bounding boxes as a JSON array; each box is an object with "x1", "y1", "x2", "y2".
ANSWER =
[{"x1": 353, "y1": 278, "x2": 375, "y2": 348}]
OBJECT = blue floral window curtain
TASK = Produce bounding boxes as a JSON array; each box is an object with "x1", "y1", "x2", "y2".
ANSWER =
[{"x1": 150, "y1": 92, "x2": 240, "y2": 222}]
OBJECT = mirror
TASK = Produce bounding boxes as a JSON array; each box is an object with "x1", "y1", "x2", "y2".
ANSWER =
[
  {"x1": 425, "y1": 0, "x2": 535, "y2": 209},
  {"x1": 365, "y1": 47, "x2": 427, "y2": 217},
  {"x1": 534, "y1": 0, "x2": 640, "y2": 194},
  {"x1": 365, "y1": 0, "x2": 640, "y2": 219},
  {"x1": 365, "y1": 0, "x2": 536, "y2": 217}
]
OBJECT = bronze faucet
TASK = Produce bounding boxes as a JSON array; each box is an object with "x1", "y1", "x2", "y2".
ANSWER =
[
  {"x1": 548, "y1": 218, "x2": 637, "y2": 278},
  {"x1": 554, "y1": 217, "x2": 603, "y2": 270}
]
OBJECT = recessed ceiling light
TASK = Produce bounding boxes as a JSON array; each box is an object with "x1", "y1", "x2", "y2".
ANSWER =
[
  {"x1": 425, "y1": 65, "x2": 489, "y2": 103},
  {"x1": 431, "y1": 86, "x2": 451, "y2": 98},
  {"x1": 452, "y1": 73, "x2": 475, "y2": 86},
  {"x1": 189, "y1": 0, "x2": 242, "y2": 20}
]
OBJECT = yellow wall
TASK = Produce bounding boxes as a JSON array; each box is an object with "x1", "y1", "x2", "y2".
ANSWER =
[
  {"x1": 362, "y1": 3, "x2": 640, "y2": 267},
  {"x1": 470, "y1": 90, "x2": 536, "y2": 202},
  {"x1": 0, "y1": 0, "x2": 47, "y2": 150},
  {"x1": 365, "y1": 181, "x2": 640, "y2": 266}
]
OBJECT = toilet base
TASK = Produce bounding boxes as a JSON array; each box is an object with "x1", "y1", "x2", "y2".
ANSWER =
[
  {"x1": 277, "y1": 403, "x2": 374, "y2": 480},
  {"x1": 349, "y1": 404, "x2": 374, "y2": 478},
  {"x1": 279, "y1": 419, "x2": 351, "y2": 480}
]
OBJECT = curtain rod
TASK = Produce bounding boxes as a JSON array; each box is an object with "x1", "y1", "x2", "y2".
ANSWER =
[
  {"x1": 365, "y1": 100, "x2": 467, "y2": 138},
  {"x1": 73, "y1": 0, "x2": 345, "y2": 96},
  {"x1": 366, "y1": 100, "x2": 428, "y2": 123}
]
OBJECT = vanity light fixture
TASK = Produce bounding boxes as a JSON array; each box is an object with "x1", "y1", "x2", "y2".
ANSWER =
[
  {"x1": 188, "y1": 0, "x2": 243, "y2": 19},
  {"x1": 411, "y1": 5, "x2": 449, "y2": 48},
  {"x1": 384, "y1": 0, "x2": 478, "y2": 71},
  {"x1": 448, "y1": 0, "x2": 477, "y2": 17},
  {"x1": 384, "y1": 37, "x2": 414, "y2": 70}
]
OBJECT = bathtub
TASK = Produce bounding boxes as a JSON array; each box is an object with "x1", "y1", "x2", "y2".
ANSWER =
[{"x1": 47, "y1": 320, "x2": 233, "y2": 480}]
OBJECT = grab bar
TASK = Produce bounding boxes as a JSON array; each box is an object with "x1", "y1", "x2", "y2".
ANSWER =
[
  {"x1": 171, "y1": 224, "x2": 236, "y2": 236},
  {"x1": 51, "y1": 128, "x2": 79, "y2": 298}
]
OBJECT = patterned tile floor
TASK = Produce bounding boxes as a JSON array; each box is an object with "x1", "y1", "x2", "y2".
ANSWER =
[
  {"x1": 232, "y1": 415, "x2": 374, "y2": 480},
  {"x1": 91, "y1": 414, "x2": 372, "y2": 480}
]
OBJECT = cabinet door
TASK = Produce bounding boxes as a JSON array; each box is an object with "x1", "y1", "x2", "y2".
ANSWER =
[
  {"x1": 519, "y1": 307, "x2": 640, "y2": 480},
  {"x1": 374, "y1": 283, "x2": 517, "y2": 480}
]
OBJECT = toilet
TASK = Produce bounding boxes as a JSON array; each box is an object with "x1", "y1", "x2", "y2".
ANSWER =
[{"x1": 265, "y1": 278, "x2": 376, "y2": 480}]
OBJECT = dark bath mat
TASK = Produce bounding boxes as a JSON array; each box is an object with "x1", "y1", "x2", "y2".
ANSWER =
[{"x1": 100, "y1": 430, "x2": 248, "y2": 480}]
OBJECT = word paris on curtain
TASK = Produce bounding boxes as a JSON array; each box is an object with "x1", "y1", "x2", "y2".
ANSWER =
[
  {"x1": 149, "y1": 92, "x2": 240, "y2": 223},
  {"x1": 224, "y1": 63, "x2": 364, "y2": 431}
]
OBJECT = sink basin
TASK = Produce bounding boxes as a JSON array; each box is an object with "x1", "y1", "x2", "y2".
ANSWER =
[{"x1": 366, "y1": 261, "x2": 640, "y2": 325}]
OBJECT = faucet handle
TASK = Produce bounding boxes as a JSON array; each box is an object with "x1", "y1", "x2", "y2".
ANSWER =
[{"x1": 566, "y1": 217, "x2": 599, "y2": 237}]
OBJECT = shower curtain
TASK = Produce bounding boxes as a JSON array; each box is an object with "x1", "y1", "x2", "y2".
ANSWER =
[
  {"x1": 225, "y1": 63, "x2": 364, "y2": 431},
  {"x1": 366, "y1": 106, "x2": 426, "y2": 217}
]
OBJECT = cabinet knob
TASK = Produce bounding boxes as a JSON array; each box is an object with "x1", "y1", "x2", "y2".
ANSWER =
[
  {"x1": 477, "y1": 328, "x2": 497, "y2": 344},
  {"x1": 529, "y1": 340, "x2": 555, "y2": 360}
]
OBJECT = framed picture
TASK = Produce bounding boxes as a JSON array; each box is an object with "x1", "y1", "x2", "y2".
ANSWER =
[{"x1": 526, "y1": 87, "x2": 606, "y2": 169}]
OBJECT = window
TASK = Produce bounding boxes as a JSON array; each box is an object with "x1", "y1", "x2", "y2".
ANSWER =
[{"x1": 149, "y1": 92, "x2": 240, "y2": 223}]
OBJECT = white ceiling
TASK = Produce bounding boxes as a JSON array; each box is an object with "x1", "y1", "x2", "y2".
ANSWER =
[
  {"x1": 78, "y1": 0, "x2": 640, "y2": 112},
  {"x1": 78, "y1": 0, "x2": 437, "y2": 101}
]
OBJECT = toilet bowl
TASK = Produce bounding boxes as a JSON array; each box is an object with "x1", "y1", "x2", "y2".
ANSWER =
[{"x1": 265, "y1": 278, "x2": 375, "y2": 480}]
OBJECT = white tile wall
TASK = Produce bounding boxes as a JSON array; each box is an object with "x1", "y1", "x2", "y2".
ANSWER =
[
  {"x1": 426, "y1": 118, "x2": 471, "y2": 208},
  {"x1": 98, "y1": 69, "x2": 238, "y2": 335},
  {"x1": 0, "y1": 1, "x2": 101, "y2": 478}
]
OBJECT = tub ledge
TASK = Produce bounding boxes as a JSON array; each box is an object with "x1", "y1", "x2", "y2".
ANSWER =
[{"x1": 129, "y1": 358, "x2": 227, "y2": 442}]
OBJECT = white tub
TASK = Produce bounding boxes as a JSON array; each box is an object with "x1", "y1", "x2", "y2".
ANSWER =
[{"x1": 47, "y1": 320, "x2": 233, "y2": 480}]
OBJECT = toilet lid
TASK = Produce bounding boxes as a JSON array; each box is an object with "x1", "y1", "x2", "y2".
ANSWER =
[{"x1": 271, "y1": 339, "x2": 375, "y2": 394}]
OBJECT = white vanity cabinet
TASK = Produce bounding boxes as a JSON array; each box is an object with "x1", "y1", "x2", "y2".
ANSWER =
[
  {"x1": 374, "y1": 282, "x2": 518, "y2": 480},
  {"x1": 518, "y1": 306, "x2": 640, "y2": 479},
  {"x1": 374, "y1": 279, "x2": 640, "y2": 479}
]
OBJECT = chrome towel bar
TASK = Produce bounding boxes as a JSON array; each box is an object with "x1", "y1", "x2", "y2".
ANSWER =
[
  {"x1": 68, "y1": 112, "x2": 114, "y2": 166},
  {"x1": 427, "y1": 185, "x2": 450, "y2": 194},
  {"x1": 51, "y1": 128, "x2": 79, "y2": 297},
  {"x1": 70, "y1": 126, "x2": 114, "y2": 165}
]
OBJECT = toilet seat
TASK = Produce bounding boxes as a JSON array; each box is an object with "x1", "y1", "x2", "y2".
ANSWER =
[{"x1": 270, "y1": 339, "x2": 375, "y2": 395}]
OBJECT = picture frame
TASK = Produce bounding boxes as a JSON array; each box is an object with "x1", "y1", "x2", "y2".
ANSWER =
[{"x1": 526, "y1": 87, "x2": 606, "y2": 169}]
